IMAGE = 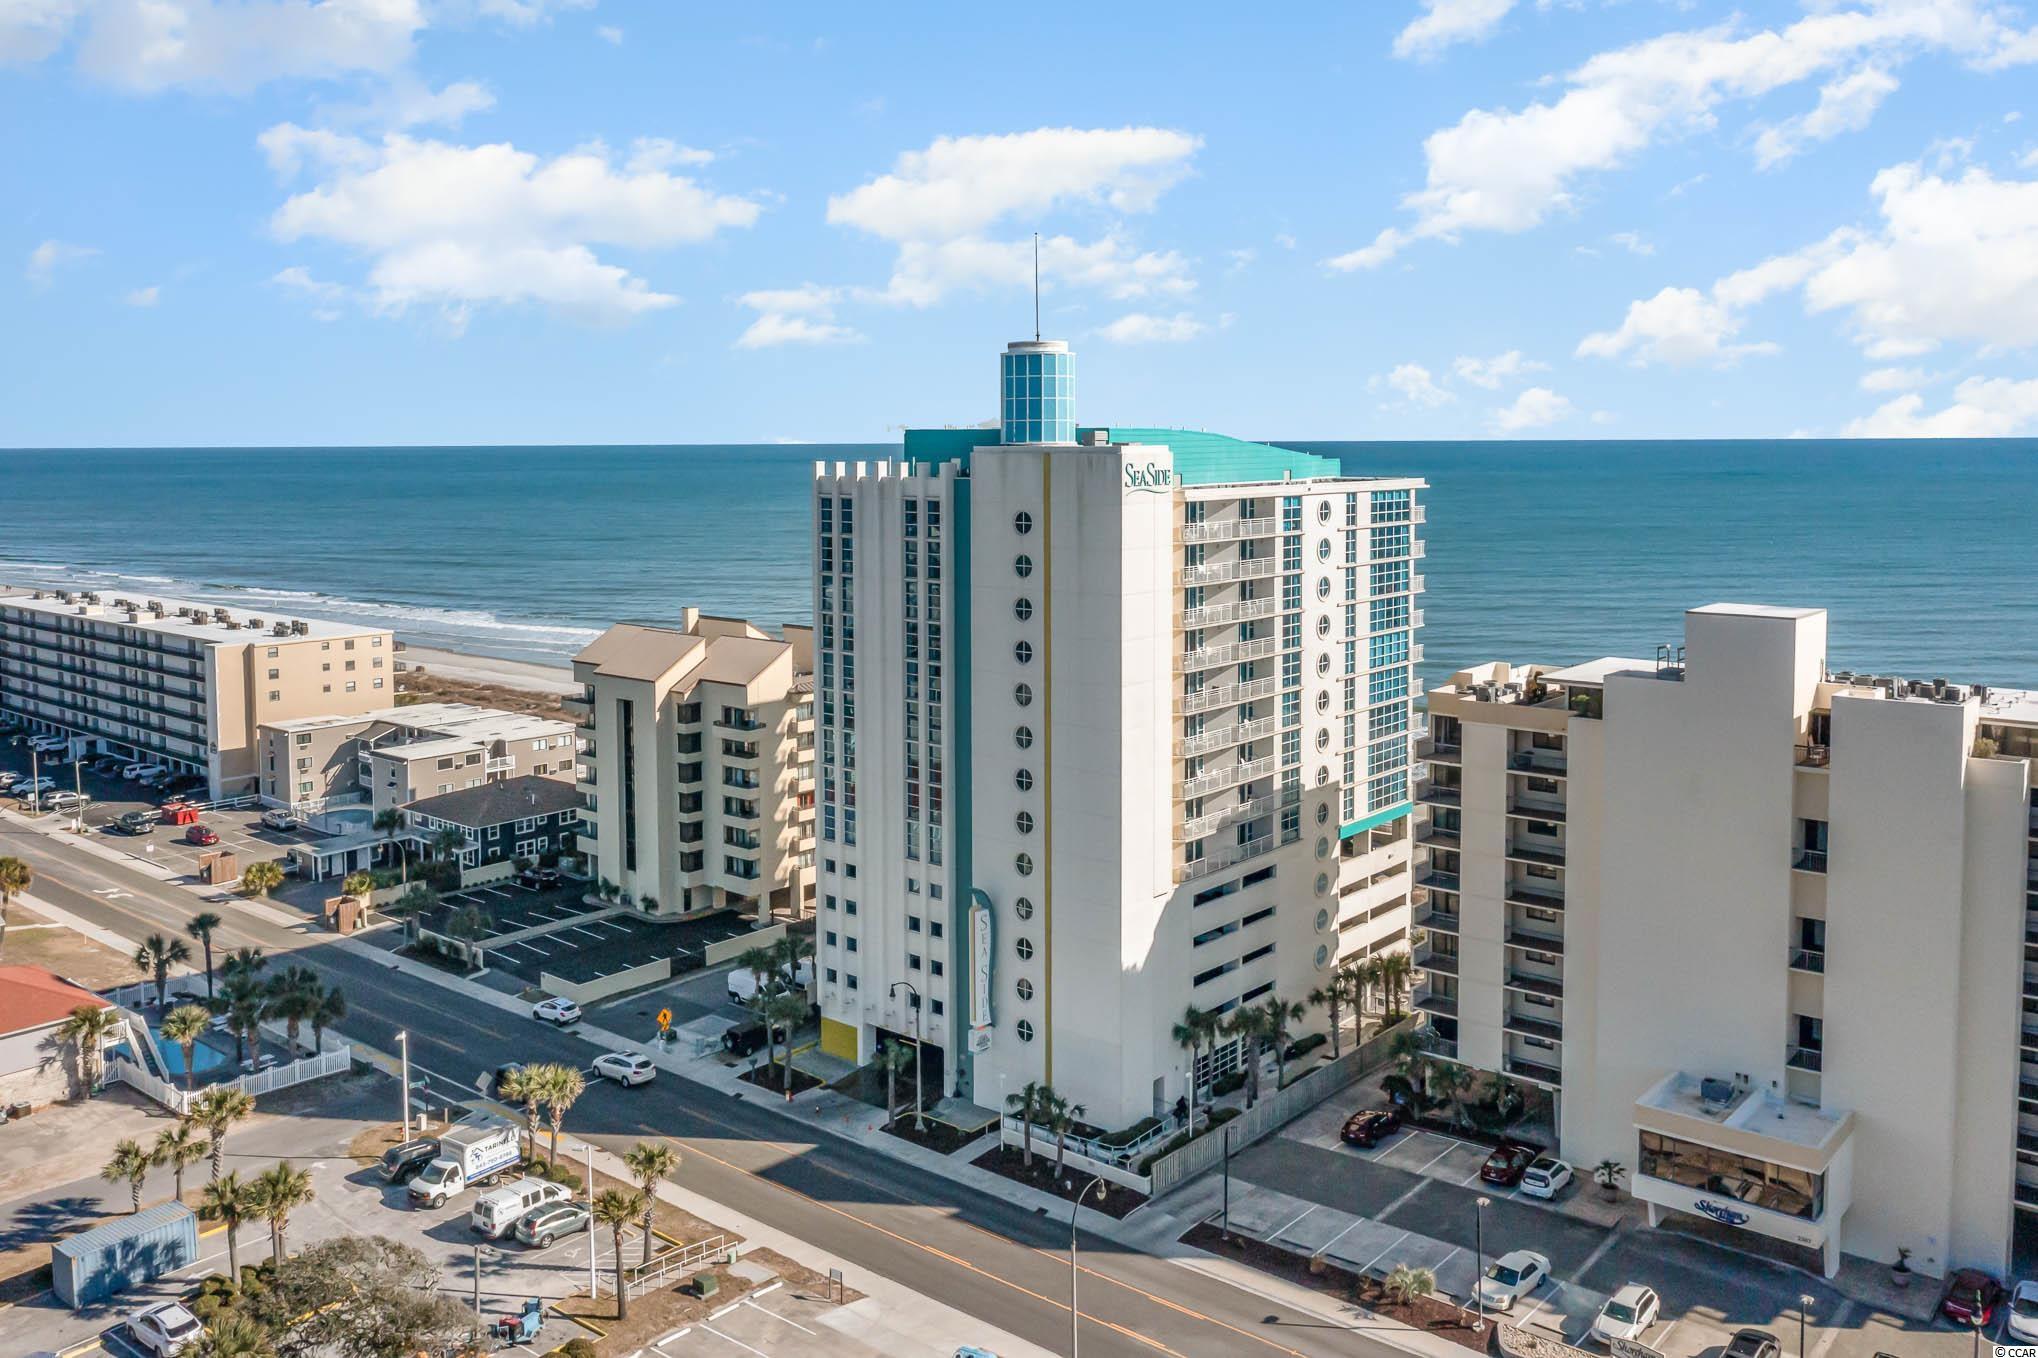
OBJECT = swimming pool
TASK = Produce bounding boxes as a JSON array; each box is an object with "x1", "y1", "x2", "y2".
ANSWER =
[
  {"x1": 324, "y1": 807, "x2": 373, "y2": 832},
  {"x1": 157, "y1": 1032, "x2": 231, "y2": 1075}
]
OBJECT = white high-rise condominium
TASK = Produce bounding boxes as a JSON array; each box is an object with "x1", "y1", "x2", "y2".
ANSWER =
[
  {"x1": 810, "y1": 338, "x2": 1428, "y2": 1129},
  {"x1": 1414, "y1": 603, "x2": 2038, "y2": 1279}
]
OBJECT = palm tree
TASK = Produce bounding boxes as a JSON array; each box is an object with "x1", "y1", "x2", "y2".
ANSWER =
[
  {"x1": 1355, "y1": 954, "x2": 1386, "y2": 1027},
  {"x1": 372, "y1": 806, "x2": 407, "y2": 883},
  {"x1": 196, "y1": 1312, "x2": 274, "y2": 1358},
  {"x1": 622, "y1": 1140, "x2": 681, "y2": 1268},
  {"x1": 264, "y1": 965, "x2": 320, "y2": 1051},
  {"x1": 499, "y1": 1066, "x2": 543, "y2": 1160},
  {"x1": 431, "y1": 827, "x2": 466, "y2": 867},
  {"x1": 200, "y1": 1171, "x2": 257, "y2": 1278},
  {"x1": 1376, "y1": 951, "x2": 1413, "y2": 1021},
  {"x1": 873, "y1": 1041, "x2": 911, "y2": 1127},
  {"x1": 221, "y1": 946, "x2": 266, "y2": 984},
  {"x1": 1260, "y1": 996, "x2": 1308, "y2": 1092},
  {"x1": 134, "y1": 933, "x2": 192, "y2": 1008},
  {"x1": 1310, "y1": 963, "x2": 1365, "y2": 1059},
  {"x1": 0, "y1": 855, "x2": 32, "y2": 960},
  {"x1": 770, "y1": 932, "x2": 814, "y2": 990},
  {"x1": 102, "y1": 1138, "x2": 153, "y2": 1213},
  {"x1": 54, "y1": 1002, "x2": 123, "y2": 1098},
  {"x1": 1223, "y1": 1008, "x2": 1267, "y2": 1107},
  {"x1": 185, "y1": 911, "x2": 223, "y2": 1001},
  {"x1": 154, "y1": 1121, "x2": 206, "y2": 1202},
  {"x1": 761, "y1": 991, "x2": 809, "y2": 1102},
  {"x1": 237, "y1": 860, "x2": 284, "y2": 899},
  {"x1": 1389, "y1": 1026, "x2": 1432, "y2": 1105},
  {"x1": 537, "y1": 1063, "x2": 585, "y2": 1165},
  {"x1": 1172, "y1": 1006, "x2": 1207, "y2": 1131},
  {"x1": 249, "y1": 1161, "x2": 314, "y2": 1264},
  {"x1": 442, "y1": 903, "x2": 488, "y2": 965},
  {"x1": 215, "y1": 975, "x2": 266, "y2": 1066},
  {"x1": 190, "y1": 1086, "x2": 256, "y2": 1182},
  {"x1": 1429, "y1": 1060, "x2": 1474, "y2": 1129},
  {"x1": 1384, "y1": 1263, "x2": 1437, "y2": 1306},
  {"x1": 1046, "y1": 1093, "x2": 1087, "y2": 1185},
  {"x1": 734, "y1": 944, "x2": 780, "y2": 996},
  {"x1": 1005, "y1": 1081, "x2": 1044, "y2": 1169},
  {"x1": 591, "y1": 1189, "x2": 646, "y2": 1320},
  {"x1": 309, "y1": 985, "x2": 346, "y2": 1051},
  {"x1": 160, "y1": 1003, "x2": 213, "y2": 1093}
]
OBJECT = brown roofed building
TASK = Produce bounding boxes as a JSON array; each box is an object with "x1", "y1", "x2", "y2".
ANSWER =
[
  {"x1": 569, "y1": 609, "x2": 814, "y2": 921},
  {"x1": 0, "y1": 966, "x2": 114, "y2": 1107}
]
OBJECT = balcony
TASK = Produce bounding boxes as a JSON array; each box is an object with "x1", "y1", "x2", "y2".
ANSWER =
[
  {"x1": 485, "y1": 757, "x2": 514, "y2": 773},
  {"x1": 1793, "y1": 850, "x2": 1829, "y2": 874},
  {"x1": 1412, "y1": 944, "x2": 1458, "y2": 977},
  {"x1": 1414, "y1": 867, "x2": 1461, "y2": 893},
  {"x1": 1176, "y1": 714, "x2": 1277, "y2": 757},
  {"x1": 1508, "y1": 749, "x2": 1568, "y2": 776},
  {"x1": 1412, "y1": 986, "x2": 1458, "y2": 1018},
  {"x1": 1505, "y1": 1054, "x2": 1563, "y2": 1086},
  {"x1": 1789, "y1": 947, "x2": 1827, "y2": 974},
  {"x1": 1179, "y1": 557, "x2": 1279, "y2": 587},
  {"x1": 1505, "y1": 839, "x2": 1565, "y2": 867},
  {"x1": 1503, "y1": 971, "x2": 1564, "y2": 999},
  {"x1": 1786, "y1": 1045, "x2": 1824, "y2": 1074},
  {"x1": 1505, "y1": 883, "x2": 1565, "y2": 911},
  {"x1": 1416, "y1": 781, "x2": 1462, "y2": 809},
  {"x1": 717, "y1": 716, "x2": 765, "y2": 732},
  {"x1": 1417, "y1": 820, "x2": 1461, "y2": 849},
  {"x1": 722, "y1": 741, "x2": 760, "y2": 760},
  {"x1": 1795, "y1": 743, "x2": 1831, "y2": 770},
  {"x1": 1506, "y1": 930, "x2": 1566, "y2": 956},
  {"x1": 1179, "y1": 516, "x2": 1280, "y2": 544},
  {"x1": 1177, "y1": 833, "x2": 1274, "y2": 883},
  {"x1": 1173, "y1": 635, "x2": 1280, "y2": 674},
  {"x1": 1182, "y1": 675, "x2": 1281, "y2": 716},
  {"x1": 1412, "y1": 902, "x2": 1460, "y2": 933},
  {"x1": 1417, "y1": 737, "x2": 1462, "y2": 765},
  {"x1": 1506, "y1": 800, "x2": 1568, "y2": 823},
  {"x1": 1180, "y1": 754, "x2": 1279, "y2": 801},
  {"x1": 1503, "y1": 1010, "x2": 1564, "y2": 1043},
  {"x1": 1178, "y1": 786, "x2": 1297, "y2": 842},
  {"x1": 675, "y1": 763, "x2": 703, "y2": 785}
]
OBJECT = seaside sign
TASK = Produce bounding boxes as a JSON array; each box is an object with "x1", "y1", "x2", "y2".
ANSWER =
[
  {"x1": 1692, "y1": 1199, "x2": 1751, "y2": 1227},
  {"x1": 1122, "y1": 461, "x2": 1175, "y2": 494},
  {"x1": 969, "y1": 890, "x2": 995, "y2": 1035}
]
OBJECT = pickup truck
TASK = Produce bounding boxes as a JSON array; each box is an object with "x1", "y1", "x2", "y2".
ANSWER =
[{"x1": 407, "y1": 1122, "x2": 519, "y2": 1208}]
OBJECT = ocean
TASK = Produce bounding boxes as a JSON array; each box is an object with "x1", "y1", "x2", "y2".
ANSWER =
[{"x1": 2, "y1": 440, "x2": 2034, "y2": 687}]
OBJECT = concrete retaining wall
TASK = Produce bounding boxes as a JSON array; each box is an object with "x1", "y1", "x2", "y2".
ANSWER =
[
  {"x1": 462, "y1": 859, "x2": 516, "y2": 889},
  {"x1": 540, "y1": 957, "x2": 673, "y2": 1006},
  {"x1": 703, "y1": 921, "x2": 786, "y2": 968}
]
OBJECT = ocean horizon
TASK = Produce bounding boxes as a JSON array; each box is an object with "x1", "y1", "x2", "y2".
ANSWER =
[{"x1": 3, "y1": 438, "x2": 2034, "y2": 688}]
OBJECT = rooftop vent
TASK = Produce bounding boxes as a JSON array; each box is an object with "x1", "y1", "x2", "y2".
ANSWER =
[
  {"x1": 147, "y1": 600, "x2": 164, "y2": 612},
  {"x1": 1699, "y1": 1076, "x2": 1735, "y2": 1107},
  {"x1": 272, "y1": 622, "x2": 292, "y2": 636},
  {"x1": 292, "y1": 620, "x2": 309, "y2": 635}
]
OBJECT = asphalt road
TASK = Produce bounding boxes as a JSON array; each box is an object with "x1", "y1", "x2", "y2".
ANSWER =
[{"x1": 0, "y1": 818, "x2": 1407, "y2": 1358}]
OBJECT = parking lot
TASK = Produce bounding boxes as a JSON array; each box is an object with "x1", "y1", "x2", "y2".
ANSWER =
[
  {"x1": 648, "y1": 1280, "x2": 903, "y2": 1357},
  {"x1": 477, "y1": 905, "x2": 767, "y2": 990},
  {"x1": 1181, "y1": 1092, "x2": 1974, "y2": 1358}
]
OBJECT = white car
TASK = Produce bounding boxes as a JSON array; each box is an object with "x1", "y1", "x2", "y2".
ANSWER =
[
  {"x1": 1520, "y1": 1155, "x2": 1573, "y2": 1200},
  {"x1": 43, "y1": 791, "x2": 89, "y2": 811},
  {"x1": 1591, "y1": 1283, "x2": 1661, "y2": 1344},
  {"x1": 532, "y1": 997, "x2": 582, "y2": 1025},
  {"x1": 121, "y1": 762, "x2": 158, "y2": 780},
  {"x1": 128, "y1": 1300, "x2": 204, "y2": 1355},
  {"x1": 2008, "y1": 1281, "x2": 2038, "y2": 1343},
  {"x1": 1476, "y1": 1249, "x2": 1551, "y2": 1312},
  {"x1": 15, "y1": 777, "x2": 54, "y2": 797},
  {"x1": 29, "y1": 735, "x2": 67, "y2": 753},
  {"x1": 593, "y1": 1052, "x2": 656, "y2": 1086},
  {"x1": 260, "y1": 808, "x2": 300, "y2": 832}
]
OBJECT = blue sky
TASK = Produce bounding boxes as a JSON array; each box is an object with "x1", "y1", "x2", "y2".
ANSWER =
[{"x1": 4, "y1": 0, "x2": 2037, "y2": 446}]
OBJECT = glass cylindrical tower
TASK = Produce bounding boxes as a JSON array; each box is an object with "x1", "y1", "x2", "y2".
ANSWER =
[{"x1": 1000, "y1": 340, "x2": 1074, "y2": 445}]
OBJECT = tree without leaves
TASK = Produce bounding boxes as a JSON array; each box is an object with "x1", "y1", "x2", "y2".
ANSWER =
[
  {"x1": 199, "y1": 1170, "x2": 258, "y2": 1279},
  {"x1": 134, "y1": 932, "x2": 192, "y2": 1008},
  {"x1": 249, "y1": 1160, "x2": 314, "y2": 1265},
  {"x1": 185, "y1": 910, "x2": 223, "y2": 1001},
  {"x1": 190, "y1": 1086, "x2": 256, "y2": 1182},
  {"x1": 53, "y1": 1002, "x2": 122, "y2": 1098},
  {"x1": 622, "y1": 1140, "x2": 681, "y2": 1268},
  {"x1": 103, "y1": 1137, "x2": 153, "y2": 1213},
  {"x1": 161, "y1": 1003, "x2": 213, "y2": 1093},
  {"x1": 591, "y1": 1189, "x2": 646, "y2": 1321}
]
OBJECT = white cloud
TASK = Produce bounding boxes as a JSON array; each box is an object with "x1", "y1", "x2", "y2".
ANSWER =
[
  {"x1": 1334, "y1": 1, "x2": 2037, "y2": 268},
  {"x1": 734, "y1": 284, "x2": 863, "y2": 349},
  {"x1": 1394, "y1": 0, "x2": 1515, "y2": 60},
  {"x1": 625, "y1": 138, "x2": 715, "y2": 172},
  {"x1": 1753, "y1": 65, "x2": 1900, "y2": 169},
  {"x1": 1843, "y1": 374, "x2": 2038, "y2": 434},
  {"x1": 1226, "y1": 247, "x2": 1257, "y2": 272},
  {"x1": 270, "y1": 264, "x2": 348, "y2": 320},
  {"x1": 0, "y1": 0, "x2": 82, "y2": 63},
  {"x1": 1452, "y1": 349, "x2": 1546, "y2": 388},
  {"x1": 1859, "y1": 365, "x2": 1930, "y2": 390},
  {"x1": 262, "y1": 126, "x2": 761, "y2": 324},
  {"x1": 123, "y1": 284, "x2": 159, "y2": 306},
  {"x1": 1379, "y1": 362, "x2": 1455, "y2": 407},
  {"x1": 1493, "y1": 386, "x2": 1574, "y2": 431},
  {"x1": 472, "y1": 0, "x2": 591, "y2": 27},
  {"x1": 595, "y1": 23, "x2": 620, "y2": 44},
  {"x1": 72, "y1": 0, "x2": 424, "y2": 93},
  {"x1": 1273, "y1": 231, "x2": 1297, "y2": 250},
  {"x1": 338, "y1": 75, "x2": 495, "y2": 130},
  {"x1": 24, "y1": 238, "x2": 97, "y2": 285},
  {"x1": 2022, "y1": 145, "x2": 2038, "y2": 168},
  {"x1": 1608, "y1": 230, "x2": 1654, "y2": 255},
  {"x1": 1097, "y1": 311, "x2": 1206, "y2": 344},
  {"x1": 1577, "y1": 285, "x2": 1778, "y2": 365}
]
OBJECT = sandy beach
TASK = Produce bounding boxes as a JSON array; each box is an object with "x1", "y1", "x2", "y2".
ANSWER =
[{"x1": 401, "y1": 645, "x2": 580, "y2": 707}]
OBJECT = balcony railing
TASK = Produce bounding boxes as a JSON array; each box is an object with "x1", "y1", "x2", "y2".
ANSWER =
[
  {"x1": 1412, "y1": 902, "x2": 1460, "y2": 933},
  {"x1": 1180, "y1": 754, "x2": 1279, "y2": 801},
  {"x1": 1503, "y1": 1011, "x2": 1563, "y2": 1043},
  {"x1": 1503, "y1": 971, "x2": 1564, "y2": 999},
  {"x1": 1789, "y1": 947, "x2": 1826, "y2": 974},
  {"x1": 1795, "y1": 743, "x2": 1831, "y2": 770},
  {"x1": 1505, "y1": 840, "x2": 1565, "y2": 867},
  {"x1": 1181, "y1": 596, "x2": 1279, "y2": 629},
  {"x1": 1176, "y1": 714, "x2": 1277, "y2": 757},
  {"x1": 1179, "y1": 516, "x2": 1280, "y2": 544},
  {"x1": 1786, "y1": 1045, "x2": 1824, "y2": 1073},
  {"x1": 1412, "y1": 945, "x2": 1458, "y2": 977},
  {"x1": 1508, "y1": 749, "x2": 1568, "y2": 775},
  {"x1": 1793, "y1": 850, "x2": 1829, "y2": 874},
  {"x1": 1181, "y1": 675, "x2": 1280, "y2": 715},
  {"x1": 1417, "y1": 738, "x2": 1462, "y2": 764},
  {"x1": 1506, "y1": 800, "x2": 1568, "y2": 823},
  {"x1": 1179, "y1": 557, "x2": 1279, "y2": 587},
  {"x1": 1505, "y1": 1055, "x2": 1563, "y2": 1086},
  {"x1": 1416, "y1": 782, "x2": 1462, "y2": 808},
  {"x1": 1412, "y1": 986, "x2": 1457, "y2": 1018},
  {"x1": 1506, "y1": 930, "x2": 1566, "y2": 957},
  {"x1": 1177, "y1": 833, "x2": 1274, "y2": 883},
  {"x1": 1506, "y1": 882, "x2": 1565, "y2": 911}
]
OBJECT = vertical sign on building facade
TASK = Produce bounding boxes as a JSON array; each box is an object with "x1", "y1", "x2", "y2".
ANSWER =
[{"x1": 969, "y1": 892, "x2": 994, "y2": 1049}]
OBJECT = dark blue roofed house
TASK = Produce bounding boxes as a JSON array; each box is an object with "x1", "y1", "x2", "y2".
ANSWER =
[{"x1": 404, "y1": 774, "x2": 582, "y2": 869}]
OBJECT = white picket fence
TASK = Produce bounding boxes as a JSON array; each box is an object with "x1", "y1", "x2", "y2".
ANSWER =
[{"x1": 105, "y1": 1016, "x2": 354, "y2": 1116}]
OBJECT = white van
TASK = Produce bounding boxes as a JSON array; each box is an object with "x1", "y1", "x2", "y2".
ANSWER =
[{"x1": 469, "y1": 1177, "x2": 570, "y2": 1239}]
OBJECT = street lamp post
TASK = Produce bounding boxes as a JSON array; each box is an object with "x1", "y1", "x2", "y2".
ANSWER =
[
  {"x1": 1798, "y1": 1293, "x2": 1815, "y2": 1358},
  {"x1": 396, "y1": 1030, "x2": 411, "y2": 1136},
  {"x1": 1221, "y1": 1123, "x2": 1233, "y2": 1241},
  {"x1": 1069, "y1": 1174, "x2": 1108, "y2": 1358},
  {"x1": 887, "y1": 981, "x2": 926, "y2": 1131},
  {"x1": 1473, "y1": 1195, "x2": 1491, "y2": 1332}
]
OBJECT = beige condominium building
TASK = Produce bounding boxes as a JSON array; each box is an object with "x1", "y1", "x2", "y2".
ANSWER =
[
  {"x1": 1413, "y1": 602, "x2": 2038, "y2": 1280},
  {"x1": 256, "y1": 701, "x2": 579, "y2": 812},
  {"x1": 0, "y1": 585, "x2": 394, "y2": 799},
  {"x1": 571, "y1": 609, "x2": 815, "y2": 921}
]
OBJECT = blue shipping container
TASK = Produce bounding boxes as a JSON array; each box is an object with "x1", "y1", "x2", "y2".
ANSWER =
[{"x1": 52, "y1": 1202, "x2": 199, "y2": 1310}]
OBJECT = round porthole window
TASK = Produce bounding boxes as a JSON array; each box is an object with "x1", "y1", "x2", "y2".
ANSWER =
[
  {"x1": 1015, "y1": 768, "x2": 1034, "y2": 792},
  {"x1": 1316, "y1": 836, "x2": 1331, "y2": 860},
  {"x1": 1316, "y1": 729, "x2": 1331, "y2": 751},
  {"x1": 1015, "y1": 896, "x2": 1035, "y2": 920},
  {"x1": 1316, "y1": 615, "x2": 1332, "y2": 638},
  {"x1": 1317, "y1": 765, "x2": 1331, "y2": 786},
  {"x1": 1014, "y1": 511, "x2": 1033, "y2": 536},
  {"x1": 1015, "y1": 725, "x2": 1033, "y2": 749},
  {"x1": 1317, "y1": 501, "x2": 1332, "y2": 524},
  {"x1": 1016, "y1": 937, "x2": 1034, "y2": 961},
  {"x1": 1315, "y1": 691, "x2": 1330, "y2": 714},
  {"x1": 1315, "y1": 803, "x2": 1330, "y2": 826},
  {"x1": 1316, "y1": 577, "x2": 1332, "y2": 600},
  {"x1": 1015, "y1": 853, "x2": 1033, "y2": 876},
  {"x1": 1014, "y1": 554, "x2": 1033, "y2": 579},
  {"x1": 1316, "y1": 654, "x2": 1332, "y2": 676},
  {"x1": 1017, "y1": 978, "x2": 1034, "y2": 1001},
  {"x1": 1315, "y1": 872, "x2": 1330, "y2": 897},
  {"x1": 1016, "y1": 1020, "x2": 1035, "y2": 1043},
  {"x1": 1015, "y1": 682, "x2": 1033, "y2": 708},
  {"x1": 1315, "y1": 908, "x2": 1331, "y2": 932},
  {"x1": 1317, "y1": 539, "x2": 1332, "y2": 561},
  {"x1": 1014, "y1": 640, "x2": 1033, "y2": 665},
  {"x1": 1015, "y1": 810, "x2": 1034, "y2": 835},
  {"x1": 1014, "y1": 598, "x2": 1033, "y2": 622},
  {"x1": 1315, "y1": 944, "x2": 1331, "y2": 969}
]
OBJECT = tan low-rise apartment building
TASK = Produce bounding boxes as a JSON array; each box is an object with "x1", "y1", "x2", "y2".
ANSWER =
[
  {"x1": 571, "y1": 609, "x2": 815, "y2": 921},
  {"x1": 256, "y1": 701, "x2": 578, "y2": 812},
  {"x1": 1412, "y1": 602, "x2": 2038, "y2": 1283},
  {"x1": 0, "y1": 585, "x2": 394, "y2": 799}
]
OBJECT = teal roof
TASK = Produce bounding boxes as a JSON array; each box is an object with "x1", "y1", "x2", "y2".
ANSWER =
[{"x1": 902, "y1": 425, "x2": 1342, "y2": 486}]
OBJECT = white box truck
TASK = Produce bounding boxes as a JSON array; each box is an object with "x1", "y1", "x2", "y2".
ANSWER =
[{"x1": 407, "y1": 1122, "x2": 519, "y2": 1208}]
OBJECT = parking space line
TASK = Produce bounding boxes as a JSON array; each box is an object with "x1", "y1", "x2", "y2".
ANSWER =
[
  {"x1": 744, "y1": 1296, "x2": 811, "y2": 1335},
  {"x1": 1268, "y1": 1205, "x2": 1317, "y2": 1240},
  {"x1": 1317, "y1": 1217, "x2": 1368, "y2": 1257},
  {"x1": 1408, "y1": 1140, "x2": 1458, "y2": 1176},
  {"x1": 1355, "y1": 1229, "x2": 1412, "y2": 1277},
  {"x1": 1573, "y1": 1225, "x2": 1624, "y2": 1282},
  {"x1": 700, "y1": 1325, "x2": 769, "y2": 1357}
]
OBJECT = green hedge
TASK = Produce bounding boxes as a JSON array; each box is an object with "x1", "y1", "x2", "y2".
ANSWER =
[
  {"x1": 1283, "y1": 1032, "x2": 1328, "y2": 1062},
  {"x1": 1210, "y1": 1070, "x2": 1247, "y2": 1098},
  {"x1": 1096, "y1": 1115, "x2": 1164, "y2": 1149}
]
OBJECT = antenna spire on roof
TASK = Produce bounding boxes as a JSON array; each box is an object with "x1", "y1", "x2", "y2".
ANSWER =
[{"x1": 1033, "y1": 232, "x2": 1040, "y2": 342}]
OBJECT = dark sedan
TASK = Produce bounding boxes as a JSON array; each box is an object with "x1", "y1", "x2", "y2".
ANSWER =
[
  {"x1": 1941, "y1": 1270, "x2": 2005, "y2": 1326},
  {"x1": 1479, "y1": 1142, "x2": 1538, "y2": 1186},
  {"x1": 1340, "y1": 1109, "x2": 1402, "y2": 1148}
]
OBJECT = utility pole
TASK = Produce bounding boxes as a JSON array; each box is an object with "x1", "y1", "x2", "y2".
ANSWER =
[
  {"x1": 586, "y1": 1140, "x2": 597, "y2": 1301},
  {"x1": 1474, "y1": 1196, "x2": 1491, "y2": 1332},
  {"x1": 396, "y1": 1031, "x2": 410, "y2": 1136},
  {"x1": 471, "y1": 1241, "x2": 483, "y2": 1345},
  {"x1": 71, "y1": 754, "x2": 83, "y2": 832}
]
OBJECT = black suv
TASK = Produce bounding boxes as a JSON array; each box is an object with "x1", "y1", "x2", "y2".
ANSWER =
[
  {"x1": 379, "y1": 1138, "x2": 440, "y2": 1184},
  {"x1": 721, "y1": 1021, "x2": 769, "y2": 1057}
]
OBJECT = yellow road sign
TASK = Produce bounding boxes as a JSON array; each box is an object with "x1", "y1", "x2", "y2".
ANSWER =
[{"x1": 656, "y1": 1008, "x2": 672, "y2": 1030}]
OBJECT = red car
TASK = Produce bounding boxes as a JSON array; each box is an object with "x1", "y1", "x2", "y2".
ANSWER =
[
  {"x1": 185, "y1": 824, "x2": 219, "y2": 846},
  {"x1": 1340, "y1": 1109, "x2": 1402, "y2": 1148},
  {"x1": 1941, "y1": 1270, "x2": 2005, "y2": 1326},
  {"x1": 1480, "y1": 1142, "x2": 1538, "y2": 1186}
]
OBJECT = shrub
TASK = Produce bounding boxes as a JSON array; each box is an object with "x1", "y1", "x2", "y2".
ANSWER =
[
  {"x1": 561, "y1": 1340, "x2": 599, "y2": 1358},
  {"x1": 1096, "y1": 1116, "x2": 1163, "y2": 1149},
  {"x1": 1211, "y1": 1071, "x2": 1247, "y2": 1098},
  {"x1": 1135, "y1": 1105, "x2": 1245, "y2": 1174},
  {"x1": 1283, "y1": 1033, "x2": 1327, "y2": 1062}
]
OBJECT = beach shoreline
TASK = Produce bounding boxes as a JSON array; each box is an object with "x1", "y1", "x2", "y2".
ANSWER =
[{"x1": 402, "y1": 645, "x2": 579, "y2": 697}]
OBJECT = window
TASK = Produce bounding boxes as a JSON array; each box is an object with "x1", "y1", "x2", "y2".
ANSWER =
[
  {"x1": 1016, "y1": 978, "x2": 1034, "y2": 1001},
  {"x1": 908, "y1": 915, "x2": 921, "y2": 933},
  {"x1": 1014, "y1": 682, "x2": 1032, "y2": 707},
  {"x1": 1015, "y1": 811, "x2": 1033, "y2": 835},
  {"x1": 1014, "y1": 510, "x2": 1033, "y2": 535},
  {"x1": 1015, "y1": 768, "x2": 1033, "y2": 792},
  {"x1": 908, "y1": 953, "x2": 922, "y2": 971},
  {"x1": 1014, "y1": 640, "x2": 1032, "y2": 665},
  {"x1": 1015, "y1": 853, "x2": 1032, "y2": 876},
  {"x1": 1015, "y1": 725, "x2": 1033, "y2": 749},
  {"x1": 1014, "y1": 896, "x2": 1034, "y2": 920},
  {"x1": 267, "y1": 668, "x2": 279, "y2": 681},
  {"x1": 267, "y1": 690, "x2": 280, "y2": 701},
  {"x1": 1014, "y1": 598, "x2": 1033, "y2": 622},
  {"x1": 1014, "y1": 554, "x2": 1033, "y2": 579},
  {"x1": 1016, "y1": 1020, "x2": 1034, "y2": 1042}
]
